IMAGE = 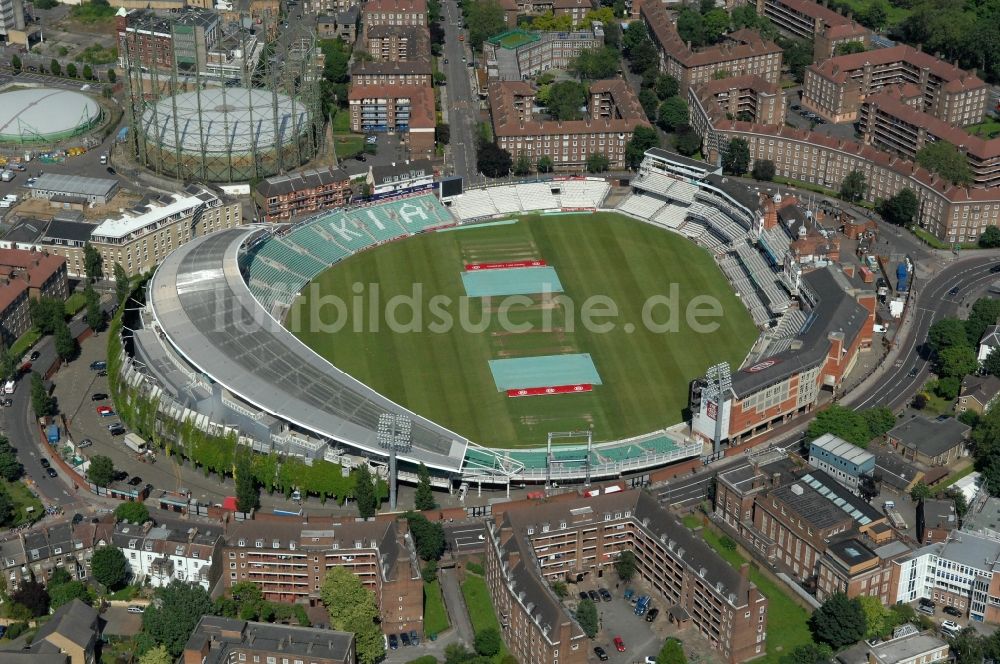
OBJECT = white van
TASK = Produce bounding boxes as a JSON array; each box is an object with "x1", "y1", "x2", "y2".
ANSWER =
[{"x1": 3, "y1": 380, "x2": 15, "y2": 395}]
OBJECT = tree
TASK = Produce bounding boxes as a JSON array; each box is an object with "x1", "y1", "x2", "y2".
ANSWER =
[
  {"x1": 625, "y1": 125, "x2": 660, "y2": 169},
  {"x1": 571, "y1": 46, "x2": 619, "y2": 80},
  {"x1": 860, "y1": 0, "x2": 888, "y2": 31},
  {"x1": 422, "y1": 559, "x2": 438, "y2": 584},
  {"x1": 474, "y1": 627, "x2": 502, "y2": 657},
  {"x1": 782, "y1": 38, "x2": 814, "y2": 83},
  {"x1": 139, "y1": 646, "x2": 174, "y2": 664},
  {"x1": 965, "y1": 299, "x2": 1000, "y2": 348},
  {"x1": 91, "y1": 546, "x2": 129, "y2": 590},
  {"x1": 66, "y1": 62, "x2": 77, "y2": 78},
  {"x1": 537, "y1": 155, "x2": 554, "y2": 173},
  {"x1": 840, "y1": 170, "x2": 867, "y2": 203},
  {"x1": 235, "y1": 452, "x2": 260, "y2": 513},
  {"x1": 677, "y1": 8, "x2": 705, "y2": 47},
  {"x1": 353, "y1": 464, "x2": 379, "y2": 518},
  {"x1": 913, "y1": 393, "x2": 928, "y2": 410},
  {"x1": 861, "y1": 407, "x2": 896, "y2": 439},
  {"x1": 435, "y1": 123, "x2": 451, "y2": 145},
  {"x1": 83, "y1": 242, "x2": 103, "y2": 282},
  {"x1": 834, "y1": 41, "x2": 866, "y2": 55},
  {"x1": 586, "y1": 152, "x2": 610, "y2": 173},
  {"x1": 30, "y1": 371, "x2": 56, "y2": 418},
  {"x1": 320, "y1": 567, "x2": 385, "y2": 664},
  {"x1": 550, "y1": 580, "x2": 568, "y2": 598},
  {"x1": 722, "y1": 138, "x2": 750, "y2": 176},
  {"x1": 980, "y1": 226, "x2": 1000, "y2": 248},
  {"x1": 933, "y1": 376, "x2": 961, "y2": 400},
  {"x1": 55, "y1": 319, "x2": 75, "y2": 361},
  {"x1": 107, "y1": 68, "x2": 117, "y2": 84},
  {"x1": 406, "y1": 513, "x2": 446, "y2": 560},
  {"x1": 657, "y1": 96, "x2": 689, "y2": 132},
  {"x1": 938, "y1": 345, "x2": 978, "y2": 379},
  {"x1": 614, "y1": 550, "x2": 636, "y2": 581},
  {"x1": 114, "y1": 262, "x2": 130, "y2": 304},
  {"x1": 142, "y1": 581, "x2": 213, "y2": 656},
  {"x1": 638, "y1": 88, "x2": 659, "y2": 123},
  {"x1": 467, "y1": 0, "x2": 505, "y2": 48},
  {"x1": 87, "y1": 455, "x2": 115, "y2": 487},
  {"x1": 115, "y1": 501, "x2": 150, "y2": 524},
  {"x1": 513, "y1": 152, "x2": 533, "y2": 176},
  {"x1": 655, "y1": 74, "x2": 679, "y2": 100},
  {"x1": 49, "y1": 580, "x2": 90, "y2": 609},
  {"x1": 878, "y1": 188, "x2": 919, "y2": 227},
  {"x1": 0, "y1": 347, "x2": 15, "y2": 382},
  {"x1": 910, "y1": 481, "x2": 933, "y2": 501},
  {"x1": 11, "y1": 54, "x2": 21, "y2": 72},
  {"x1": 85, "y1": 282, "x2": 103, "y2": 332},
  {"x1": 674, "y1": 124, "x2": 702, "y2": 156},
  {"x1": 656, "y1": 638, "x2": 686, "y2": 664},
  {"x1": 810, "y1": 593, "x2": 866, "y2": 648},
  {"x1": 780, "y1": 643, "x2": 834, "y2": 664},
  {"x1": 477, "y1": 142, "x2": 512, "y2": 178},
  {"x1": 230, "y1": 581, "x2": 265, "y2": 620},
  {"x1": 50, "y1": 59, "x2": 61, "y2": 76},
  {"x1": 414, "y1": 463, "x2": 436, "y2": 511},
  {"x1": 541, "y1": 81, "x2": 587, "y2": 121},
  {"x1": 12, "y1": 579, "x2": 50, "y2": 617},
  {"x1": 0, "y1": 437, "x2": 23, "y2": 482},
  {"x1": 928, "y1": 318, "x2": 971, "y2": 354},
  {"x1": 984, "y1": 348, "x2": 1000, "y2": 377},
  {"x1": 576, "y1": 598, "x2": 598, "y2": 637},
  {"x1": 31, "y1": 297, "x2": 66, "y2": 335},
  {"x1": 82, "y1": 64, "x2": 93, "y2": 80},
  {"x1": 806, "y1": 404, "x2": 872, "y2": 447},
  {"x1": 752, "y1": 159, "x2": 776, "y2": 181},
  {"x1": 0, "y1": 486, "x2": 15, "y2": 527},
  {"x1": 916, "y1": 141, "x2": 973, "y2": 186}
]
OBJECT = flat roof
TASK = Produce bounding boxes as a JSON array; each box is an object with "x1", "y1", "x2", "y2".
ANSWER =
[
  {"x1": 888, "y1": 417, "x2": 969, "y2": 457},
  {"x1": 810, "y1": 433, "x2": 874, "y2": 465},
  {"x1": 644, "y1": 147, "x2": 715, "y2": 174},
  {"x1": 870, "y1": 632, "x2": 948, "y2": 664},
  {"x1": 92, "y1": 193, "x2": 207, "y2": 241},
  {"x1": 32, "y1": 173, "x2": 118, "y2": 198}
]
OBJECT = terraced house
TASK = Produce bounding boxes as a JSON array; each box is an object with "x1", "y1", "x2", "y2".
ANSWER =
[{"x1": 486, "y1": 490, "x2": 768, "y2": 664}]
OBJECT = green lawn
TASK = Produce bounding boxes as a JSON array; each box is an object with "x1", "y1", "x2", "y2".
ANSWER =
[
  {"x1": 290, "y1": 213, "x2": 757, "y2": 447},
  {"x1": 830, "y1": 0, "x2": 911, "y2": 26},
  {"x1": 65, "y1": 292, "x2": 87, "y2": 316},
  {"x1": 9, "y1": 329, "x2": 41, "y2": 360},
  {"x1": 424, "y1": 580, "x2": 450, "y2": 636},
  {"x1": 686, "y1": 520, "x2": 812, "y2": 664},
  {"x1": 967, "y1": 118, "x2": 1000, "y2": 139},
  {"x1": 333, "y1": 134, "x2": 365, "y2": 160},
  {"x1": 461, "y1": 574, "x2": 509, "y2": 660},
  {"x1": 331, "y1": 108, "x2": 351, "y2": 133},
  {"x1": 6, "y1": 480, "x2": 43, "y2": 526}
]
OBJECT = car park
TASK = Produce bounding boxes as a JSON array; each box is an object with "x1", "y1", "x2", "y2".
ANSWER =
[
  {"x1": 594, "y1": 646, "x2": 609, "y2": 661},
  {"x1": 599, "y1": 588, "x2": 612, "y2": 602},
  {"x1": 46, "y1": 467, "x2": 57, "y2": 478},
  {"x1": 614, "y1": 636, "x2": 626, "y2": 652}
]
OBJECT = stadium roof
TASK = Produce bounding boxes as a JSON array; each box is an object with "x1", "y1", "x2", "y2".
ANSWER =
[{"x1": 149, "y1": 227, "x2": 468, "y2": 472}]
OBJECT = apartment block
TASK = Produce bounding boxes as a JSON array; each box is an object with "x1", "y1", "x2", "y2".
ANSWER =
[
  {"x1": 483, "y1": 27, "x2": 603, "y2": 81},
  {"x1": 350, "y1": 59, "x2": 432, "y2": 86},
  {"x1": 347, "y1": 84, "x2": 436, "y2": 159},
  {"x1": 0, "y1": 0, "x2": 25, "y2": 44},
  {"x1": 220, "y1": 519, "x2": 423, "y2": 636},
  {"x1": 183, "y1": 616, "x2": 355, "y2": 664},
  {"x1": 688, "y1": 75, "x2": 784, "y2": 157},
  {"x1": 113, "y1": 521, "x2": 222, "y2": 590},
  {"x1": 801, "y1": 45, "x2": 988, "y2": 125},
  {"x1": 116, "y1": 8, "x2": 221, "y2": 71},
  {"x1": 365, "y1": 24, "x2": 428, "y2": 62},
  {"x1": 39, "y1": 186, "x2": 243, "y2": 279},
  {"x1": 642, "y1": 1, "x2": 781, "y2": 93},
  {"x1": 487, "y1": 490, "x2": 769, "y2": 664},
  {"x1": 362, "y1": 0, "x2": 427, "y2": 39},
  {"x1": 859, "y1": 86, "x2": 1000, "y2": 188},
  {"x1": 254, "y1": 166, "x2": 352, "y2": 222},
  {"x1": 489, "y1": 79, "x2": 649, "y2": 171},
  {"x1": 754, "y1": 0, "x2": 869, "y2": 60},
  {"x1": 815, "y1": 537, "x2": 909, "y2": 604},
  {"x1": 0, "y1": 248, "x2": 67, "y2": 347}
]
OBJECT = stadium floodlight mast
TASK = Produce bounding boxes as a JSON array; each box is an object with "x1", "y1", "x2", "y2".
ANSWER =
[
  {"x1": 703, "y1": 362, "x2": 732, "y2": 456},
  {"x1": 377, "y1": 413, "x2": 412, "y2": 511}
]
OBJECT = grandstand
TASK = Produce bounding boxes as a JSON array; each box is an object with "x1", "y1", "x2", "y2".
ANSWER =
[{"x1": 448, "y1": 179, "x2": 610, "y2": 220}]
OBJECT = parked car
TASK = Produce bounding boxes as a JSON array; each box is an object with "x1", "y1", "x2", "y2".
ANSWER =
[
  {"x1": 128, "y1": 476, "x2": 143, "y2": 486},
  {"x1": 409, "y1": 630, "x2": 419, "y2": 646},
  {"x1": 941, "y1": 620, "x2": 961, "y2": 634},
  {"x1": 614, "y1": 636, "x2": 626, "y2": 652},
  {"x1": 78, "y1": 439, "x2": 93, "y2": 448},
  {"x1": 96, "y1": 405, "x2": 114, "y2": 416},
  {"x1": 89, "y1": 360, "x2": 107, "y2": 371},
  {"x1": 587, "y1": 590, "x2": 600, "y2": 602},
  {"x1": 623, "y1": 588, "x2": 634, "y2": 602},
  {"x1": 97, "y1": 370, "x2": 108, "y2": 377},
  {"x1": 46, "y1": 467, "x2": 57, "y2": 478},
  {"x1": 71, "y1": 513, "x2": 84, "y2": 524},
  {"x1": 388, "y1": 634, "x2": 398, "y2": 650},
  {"x1": 593, "y1": 646, "x2": 609, "y2": 661},
  {"x1": 40, "y1": 458, "x2": 50, "y2": 468},
  {"x1": 1, "y1": 398, "x2": 10, "y2": 407},
  {"x1": 645, "y1": 608, "x2": 660, "y2": 622},
  {"x1": 91, "y1": 393, "x2": 108, "y2": 401},
  {"x1": 943, "y1": 606, "x2": 962, "y2": 617},
  {"x1": 598, "y1": 588, "x2": 612, "y2": 602},
  {"x1": 400, "y1": 632, "x2": 410, "y2": 647},
  {"x1": 29, "y1": 351, "x2": 39, "y2": 361},
  {"x1": 578, "y1": 591, "x2": 589, "y2": 601},
  {"x1": 127, "y1": 605, "x2": 145, "y2": 614},
  {"x1": 108, "y1": 424, "x2": 126, "y2": 435}
]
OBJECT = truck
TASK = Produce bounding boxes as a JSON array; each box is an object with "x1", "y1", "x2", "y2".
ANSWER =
[
  {"x1": 896, "y1": 262, "x2": 910, "y2": 292},
  {"x1": 3, "y1": 380, "x2": 14, "y2": 395},
  {"x1": 47, "y1": 424, "x2": 60, "y2": 444},
  {"x1": 124, "y1": 433, "x2": 147, "y2": 454}
]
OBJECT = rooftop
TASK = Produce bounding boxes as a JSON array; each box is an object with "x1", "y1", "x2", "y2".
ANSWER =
[
  {"x1": 41, "y1": 219, "x2": 95, "y2": 245},
  {"x1": 184, "y1": 616, "x2": 354, "y2": 664},
  {"x1": 961, "y1": 374, "x2": 1000, "y2": 406},
  {"x1": 810, "y1": 433, "x2": 875, "y2": 465},
  {"x1": 961, "y1": 494, "x2": 1000, "y2": 536},
  {"x1": 92, "y1": 188, "x2": 219, "y2": 242},
  {"x1": 31, "y1": 173, "x2": 118, "y2": 199},
  {"x1": 32, "y1": 599, "x2": 97, "y2": 652},
  {"x1": 772, "y1": 470, "x2": 882, "y2": 528},
  {"x1": 919, "y1": 498, "x2": 956, "y2": 530},
  {"x1": 808, "y1": 44, "x2": 986, "y2": 92},
  {"x1": 869, "y1": 631, "x2": 948, "y2": 664},
  {"x1": 888, "y1": 417, "x2": 970, "y2": 457},
  {"x1": 256, "y1": 166, "x2": 351, "y2": 198}
]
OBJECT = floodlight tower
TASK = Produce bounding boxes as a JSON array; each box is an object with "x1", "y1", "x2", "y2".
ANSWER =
[
  {"x1": 378, "y1": 413, "x2": 412, "y2": 511},
  {"x1": 703, "y1": 362, "x2": 732, "y2": 456}
]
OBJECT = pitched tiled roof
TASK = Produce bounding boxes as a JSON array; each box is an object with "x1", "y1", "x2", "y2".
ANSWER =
[{"x1": 808, "y1": 44, "x2": 985, "y2": 92}]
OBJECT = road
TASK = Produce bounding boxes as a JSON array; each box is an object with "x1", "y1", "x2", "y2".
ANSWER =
[
  {"x1": 850, "y1": 254, "x2": 1000, "y2": 411},
  {"x1": 439, "y1": 0, "x2": 479, "y2": 182}
]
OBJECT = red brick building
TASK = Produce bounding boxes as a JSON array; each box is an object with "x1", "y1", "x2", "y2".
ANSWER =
[
  {"x1": 254, "y1": 166, "x2": 352, "y2": 222},
  {"x1": 220, "y1": 519, "x2": 423, "y2": 636},
  {"x1": 0, "y1": 249, "x2": 68, "y2": 347}
]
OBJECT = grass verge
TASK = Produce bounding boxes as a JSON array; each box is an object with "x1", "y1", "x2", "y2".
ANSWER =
[
  {"x1": 685, "y1": 518, "x2": 812, "y2": 664},
  {"x1": 10, "y1": 329, "x2": 42, "y2": 360},
  {"x1": 934, "y1": 464, "x2": 975, "y2": 494},
  {"x1": 911, "y1": 227, "x2": 980, "y2": 251},
  {"x1": 65, "y1": 293, "x2": 87, "y2": 316},
  {"x1": 424, "y1": 580, "x2": 450, "y2": 636},
  {"x1": 461, "y1": 574, "x2": 509, "y2": 660}
]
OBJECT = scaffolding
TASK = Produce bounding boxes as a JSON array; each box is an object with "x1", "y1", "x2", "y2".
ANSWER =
[{"x1": 121, "y1": 12, "x2": 324, "y2": 183}]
